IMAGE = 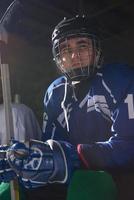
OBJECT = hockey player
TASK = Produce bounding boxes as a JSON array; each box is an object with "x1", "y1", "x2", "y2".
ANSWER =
[{"x1": 0, "y1": 15, "x2": 134, "y2": 199}]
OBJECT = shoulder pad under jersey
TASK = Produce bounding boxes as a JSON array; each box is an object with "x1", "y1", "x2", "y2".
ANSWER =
[
  {"x1": 44, "y1": 76, "x2": 66, "y2": 106},
  {"x1": 98, "y1": 63, "x2": 134, "y2": 105}
]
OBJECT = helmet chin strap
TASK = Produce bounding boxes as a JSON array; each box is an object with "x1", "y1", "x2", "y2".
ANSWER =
[{"x1": 62, "y1": 64, "x2": 96, "y2": 82}]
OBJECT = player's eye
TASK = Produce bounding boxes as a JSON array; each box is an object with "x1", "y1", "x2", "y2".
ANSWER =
[
  {"x1": 61, "y1": 47, "x2": 73, "y2": 55},
  {"x1": 80, "y1": 44, "x2": 88, "y2": 48},
  {"x1": 61, "y1": 48, "x2": 68, "y2": 54},
  {"x1": 78, "y1": 43, "x2": 89, "y2": 51}
]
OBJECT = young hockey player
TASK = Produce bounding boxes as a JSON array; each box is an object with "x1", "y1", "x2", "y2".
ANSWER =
[{"x1": 0, "y1": 15, "x2": 134, "y2": 200}]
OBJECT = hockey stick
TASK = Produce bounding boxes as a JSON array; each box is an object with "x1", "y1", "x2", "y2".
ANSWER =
[{"x1": 0, "y1": 1, "x2": 20, "y2": 200}]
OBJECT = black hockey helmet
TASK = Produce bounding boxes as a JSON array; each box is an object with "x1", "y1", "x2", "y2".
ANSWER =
[{"x1": 52, "y1": 15, "x2": 103, "y2": 81}]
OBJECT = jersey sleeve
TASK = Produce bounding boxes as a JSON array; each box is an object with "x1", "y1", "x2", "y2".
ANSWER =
[
  {"x1": 42, "y1": 79, "x2": 70, "y2": 142},
  {"x1": 77, "y1": 79, "x2": 134, "y2": 172}
]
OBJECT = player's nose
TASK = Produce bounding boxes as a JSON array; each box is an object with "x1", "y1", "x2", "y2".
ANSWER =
[{"x1": 71, "y1": 50, "x2": 79, "y2": 60}]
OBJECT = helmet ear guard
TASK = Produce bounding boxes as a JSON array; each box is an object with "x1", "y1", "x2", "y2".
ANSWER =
[{"x1": 52, "y1": 15, "x2": 103, "y2": 81}]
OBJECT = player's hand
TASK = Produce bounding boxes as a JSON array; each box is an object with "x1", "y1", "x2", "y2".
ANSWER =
[
  {"x1": 0, "y1": 145, "x2": 16, "y2": 182},
  {"x1": 7, "y1": 139, "x2": 80, "y2": 188}
]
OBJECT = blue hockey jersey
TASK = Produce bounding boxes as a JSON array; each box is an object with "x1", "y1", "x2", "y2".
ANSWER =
[{"x1": 42, "y1": 64, "x2": 134, "y2": 172}]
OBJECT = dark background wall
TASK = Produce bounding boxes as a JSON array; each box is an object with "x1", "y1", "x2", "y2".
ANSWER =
[{"x1": 1, "y1": 0, "x2": 134, "y2": 125}]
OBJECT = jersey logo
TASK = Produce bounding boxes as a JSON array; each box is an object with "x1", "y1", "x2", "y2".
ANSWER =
[
  {"x1": 79, "y1": 94, "x2": 111, "y2": 119},
  {"x1": 57, "y1": 94, "x2": 111, "y2": 129}
]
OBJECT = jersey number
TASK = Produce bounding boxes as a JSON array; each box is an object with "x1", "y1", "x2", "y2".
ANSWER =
[{"x1": 125, "y1": 94, "x2": 134, "y2": 119}]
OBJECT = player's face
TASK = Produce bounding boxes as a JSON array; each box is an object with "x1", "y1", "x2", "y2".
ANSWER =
[{"x1": 59, "y1": 37, "x2": 94, "y2": 71}]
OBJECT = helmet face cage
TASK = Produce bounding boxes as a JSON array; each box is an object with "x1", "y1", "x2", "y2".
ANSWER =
[
  {"x1": 53, "y1": 33, "x2": 102, "y2": 81},
  {"x1": 52, "y1": 16, "x2": 103, "y2": 81}
]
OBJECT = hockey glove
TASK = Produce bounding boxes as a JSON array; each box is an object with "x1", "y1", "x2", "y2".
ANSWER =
[
  {"x1": 0, "y1": 145, "x2": 16, "y2": 182},
  {"x1": 6, "y1": 139, "x2": 80, "y2": 188}
]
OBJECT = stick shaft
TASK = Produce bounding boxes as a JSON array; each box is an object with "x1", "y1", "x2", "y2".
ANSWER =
[{"x1": 1, "y1": 63, "x2": 14, "y2": 142}]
